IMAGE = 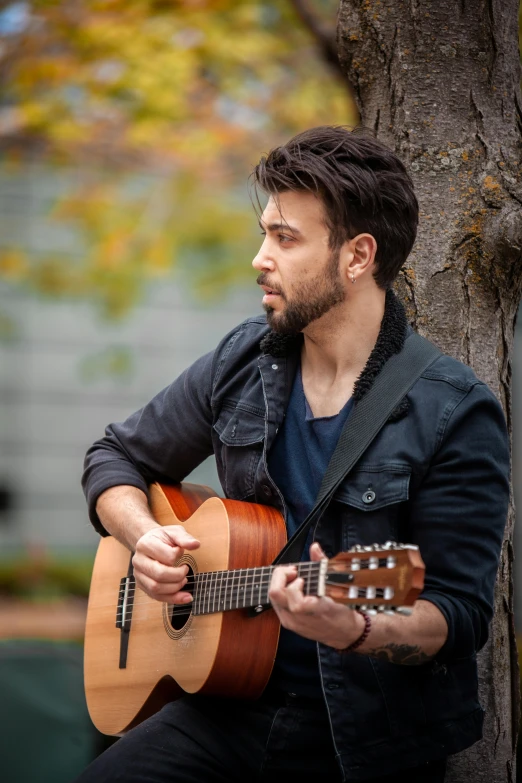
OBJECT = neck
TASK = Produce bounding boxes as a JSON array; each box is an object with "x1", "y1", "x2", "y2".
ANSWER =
[
  {"x1": 258, "y1": 288, "x2": 408, "y2": 408},
  {"x1": 301, "y1": 288, "x2": 386, "y2": 387}
]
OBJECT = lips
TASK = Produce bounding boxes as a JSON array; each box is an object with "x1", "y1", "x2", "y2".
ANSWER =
[{"x1": 260, "y1": 285, "x2": 281, "y2": 296}]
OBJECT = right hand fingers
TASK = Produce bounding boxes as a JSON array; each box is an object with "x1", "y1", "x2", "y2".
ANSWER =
[
  {"x1": 135, "y1": 570, "x2": 193, "y2": 604},
  {"x1": 132, "y1": 552, "x2": 189, "y2": 584},
  {"x1": 137, "y1": 524, "x2": 200, "y2": 565},
  {"x1": 133, "y1": 524, "x2": 200, "y2": 603}
]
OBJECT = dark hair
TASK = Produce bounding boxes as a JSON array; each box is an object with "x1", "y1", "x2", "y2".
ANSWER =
[{"x1": 251, "y1": 125, "x2": 418, "y2": 289}]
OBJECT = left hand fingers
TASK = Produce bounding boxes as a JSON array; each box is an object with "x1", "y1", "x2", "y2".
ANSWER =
[
  {"x1": 269, "y1": 566, "x2": 324, "y2": 616},
  {"x1": 285, "y1": 580, "x2": 323, "y2": 615},
  {"x1": 269, "y1": 565, "x2": 298, "y2": 609}
]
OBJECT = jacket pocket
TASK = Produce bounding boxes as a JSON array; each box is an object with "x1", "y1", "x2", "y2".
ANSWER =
[
  {"x1": 335, "y1": 465, "x2": 411, "y2": 551},
  {"x1": 213, "y1": 403, "x2": 265, "y2": 500}
]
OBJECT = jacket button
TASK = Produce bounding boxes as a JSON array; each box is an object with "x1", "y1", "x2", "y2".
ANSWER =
[
  {"x1": 262, "y1": 484, "x2": 272, "y2": 496},
  {"x1": 363, "y1": 490, "x2": 376, "y2": 504},
  {"x1": 272, "y1": 364, "x2": 278, "y2": 370}
]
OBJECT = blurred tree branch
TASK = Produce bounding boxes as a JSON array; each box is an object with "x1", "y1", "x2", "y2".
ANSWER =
[{"x1": 288, "y1": 0, "x2": 346, "y2": 84}]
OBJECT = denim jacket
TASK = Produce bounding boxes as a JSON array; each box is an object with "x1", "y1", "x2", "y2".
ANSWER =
[{"x1": 83, "y1": 292, "x2": 510, "y2": 780}]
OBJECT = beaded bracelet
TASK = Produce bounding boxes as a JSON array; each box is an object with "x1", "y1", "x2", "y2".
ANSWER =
[{"x1": 339, "y1": 610, "x2": 372, "y2": 653}]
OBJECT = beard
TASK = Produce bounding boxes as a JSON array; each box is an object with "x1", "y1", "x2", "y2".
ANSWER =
[{"x1": 258, "y1": 249, "x2": 345, "y2": 335}]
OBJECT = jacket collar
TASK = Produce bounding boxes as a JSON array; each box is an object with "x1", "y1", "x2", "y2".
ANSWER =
[{"x1": 259, "y1": 289, "x2": 408, "y2": 403}]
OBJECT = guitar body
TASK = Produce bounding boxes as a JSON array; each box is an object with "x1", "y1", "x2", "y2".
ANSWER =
[{"x1": 84, "y1": 483, "x2": 287, "y2": 736}]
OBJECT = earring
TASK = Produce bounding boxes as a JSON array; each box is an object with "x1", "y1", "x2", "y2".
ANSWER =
[{"x1": 351, "y1": 274, "x2": 356, "y2": 284}]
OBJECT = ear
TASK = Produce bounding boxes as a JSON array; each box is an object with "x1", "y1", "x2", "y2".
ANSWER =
[{"x1": 340, "y1": 234, "x2": 378, "y2": 284}]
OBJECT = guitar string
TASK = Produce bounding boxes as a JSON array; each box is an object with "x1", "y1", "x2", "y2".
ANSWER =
[
  {"x1": 93, "y1": 572, "x2": 324, "y2": 612},
  {"x1": 112, "y1": 563, "x2": 324, "y2": 597},
  {"x1": 103, "y1": 594, "x2": 386, "y2": 622},
  {"x1": 100, "y1": 592, "x2": 392, "y2": 623},
  {"x1": 93, "y1": 583, "x2": 392, "y2": 616},
  {"x1": 110, "y1": 569, "x2": 389, "y2": 606},
  {"x1": 92, "y1": 561, "x2": 395, "y2": 614},
  {"x1": 111, "y1": 557, "x2": 388, "y2": 596},
  {"x1": 111, "y1": 558, "x2": 386, "y2": 598},
  {"x1": 101, "y1": 562, "x2": 393, "y2": 614}
]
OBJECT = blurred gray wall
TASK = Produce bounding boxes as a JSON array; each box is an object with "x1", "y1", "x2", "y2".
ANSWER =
[{"x1": 0, "y1": 282, "x2": 259, "y2": 552}]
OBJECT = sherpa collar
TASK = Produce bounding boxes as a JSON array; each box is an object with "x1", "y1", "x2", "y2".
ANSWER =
[{"x1": 259, "y1": 289, "x2": 408, "y2": 404}]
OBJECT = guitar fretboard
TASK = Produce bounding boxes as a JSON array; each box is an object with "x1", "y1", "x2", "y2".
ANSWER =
[{"x1": 192, "y1": 562, "x2": 322, "y2": 615}]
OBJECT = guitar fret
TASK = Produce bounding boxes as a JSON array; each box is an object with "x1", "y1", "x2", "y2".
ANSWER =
[
  {"x1": 250, "y1": 567, "x2": 255, "y2": 608},
  {"x1": 213, "y1": 570, "x2": 219, "y2": 614},
  {"x1": 297, "y1": 562, "x2": 319, "y2": 596},
  {"x1": 244, "y1": 568, "x2": 250, "y2": 608},
  {"x1": 233, "y1": 568, "x2": 239, "y2": 609},
  {"x1": 217, "y1": 569, "x2": 223, "y2": 611},
  {"x1": 208, "y1": 570, "x2": 214, "y2": 615},
  {"x1": 237, "y1": 568, "x2": 243, "y2": 608},
  {"x1": 224, "y1": 568, "x2": 230, "y2": 612},
  {"x1": 244, "y1": 568, "x2": 250, "y2": 607},
  {"x1": 261, "y1": 566, "x2": 270, "y2": 605}
]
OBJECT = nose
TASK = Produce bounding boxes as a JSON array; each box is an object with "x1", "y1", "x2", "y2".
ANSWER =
[{"x1": 252, "y1": 236, "x2": 275, "y2": 273}]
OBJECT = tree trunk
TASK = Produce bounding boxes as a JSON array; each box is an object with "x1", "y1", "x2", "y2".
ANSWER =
[{"x1": 337, "y1": 1, "x2": 522, "y2": 780}]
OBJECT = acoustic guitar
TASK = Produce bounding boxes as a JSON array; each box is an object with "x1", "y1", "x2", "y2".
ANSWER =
[{"x1": 83, "y1": 482, "x2": 425, "y2": 736}]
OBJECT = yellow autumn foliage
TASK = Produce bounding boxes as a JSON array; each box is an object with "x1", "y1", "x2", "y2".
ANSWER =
[{"x1": 0, "y1": 0, "x2": 357, "y2": 317}]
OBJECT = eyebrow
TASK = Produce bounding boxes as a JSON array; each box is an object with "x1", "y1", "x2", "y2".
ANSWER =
[{"x1": 258, "y1": 220, "x2": 303, "y2": 237}]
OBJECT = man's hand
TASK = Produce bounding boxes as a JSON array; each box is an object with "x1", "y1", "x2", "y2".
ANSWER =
[
  {"x1": 269, "y1": 542, "x2": 448, "y2": 661},
  {"x1": 132, "y1": 525, "x2": 200, "y2": 604},
  {"x1": 268, "y1": 542, "x2": 366, "y2": 649}
]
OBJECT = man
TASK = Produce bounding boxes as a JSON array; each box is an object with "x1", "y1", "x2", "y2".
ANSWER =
[{"x1": 79, "y1": 126, "x2": 509, "y2": 783}]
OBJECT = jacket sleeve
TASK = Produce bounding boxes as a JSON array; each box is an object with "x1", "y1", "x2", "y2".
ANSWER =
[
  {"x1": 82, "y1": 348, "x2": 216, "y2": 536},
  {"x1": 408, "y1": 382, "x2": 510, "y2": 661}
]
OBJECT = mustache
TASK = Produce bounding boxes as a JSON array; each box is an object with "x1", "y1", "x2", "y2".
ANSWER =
[{"x1": 256, "y1": 273, "x2": 283, "y2": 297}]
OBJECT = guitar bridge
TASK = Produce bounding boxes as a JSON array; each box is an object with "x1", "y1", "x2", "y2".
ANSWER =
[
  {"x1": 116, "y1": 575, "x2": 135, "y2": 631},
  {"x1": 115, "y1": 561, "x2": 135, "y2": 669}
]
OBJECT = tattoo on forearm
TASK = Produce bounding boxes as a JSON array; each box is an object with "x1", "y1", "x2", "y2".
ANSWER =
[{"x1": 367, "y1": 643, "x2": 434, "y2": 665}]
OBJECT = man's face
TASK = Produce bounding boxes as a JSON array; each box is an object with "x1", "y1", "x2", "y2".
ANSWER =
[{"x1": 252, "y1": 191, "x2": 345, "y2": 335}]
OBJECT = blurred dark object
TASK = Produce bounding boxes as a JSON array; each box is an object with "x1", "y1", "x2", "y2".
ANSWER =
[
  {"x1": 0, "y1": 482, "x2": 15, "y2": 521},
  {"x1": 0, "y1": 640, "x2": 107, "y2": 783}
]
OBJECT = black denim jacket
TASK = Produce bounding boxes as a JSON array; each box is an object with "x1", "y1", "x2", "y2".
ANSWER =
[{"x1": 83, "y1": 292, "x2": 510, "y2": 780}]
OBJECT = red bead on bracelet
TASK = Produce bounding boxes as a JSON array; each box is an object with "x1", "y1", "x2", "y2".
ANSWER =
[{"x1": 340, "y1": 610, "x2": 372, "y2": 653}]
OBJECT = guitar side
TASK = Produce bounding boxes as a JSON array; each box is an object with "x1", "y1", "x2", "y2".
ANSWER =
[{"x1": 84, "y1": 483, "x2": 286, "y2": 736}]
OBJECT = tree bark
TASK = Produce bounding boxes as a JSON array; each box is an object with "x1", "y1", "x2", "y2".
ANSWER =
[{"x1": 336, "y1": 1, "x2": 522, "y2": 780}]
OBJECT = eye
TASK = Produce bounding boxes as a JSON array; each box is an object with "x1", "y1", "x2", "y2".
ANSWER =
[{"x1": 278, "y1": 234, "x2": 294, "y2": 244}]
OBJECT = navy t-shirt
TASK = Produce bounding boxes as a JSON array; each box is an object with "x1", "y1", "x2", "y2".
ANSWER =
[{"x1": 267, "y1": 364, "x2": 353, "y2": 697}]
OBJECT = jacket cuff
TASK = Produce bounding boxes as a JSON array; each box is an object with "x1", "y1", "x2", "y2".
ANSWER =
[{"x1": 419, "y1": 591, "x2": 484, "y2": 663}]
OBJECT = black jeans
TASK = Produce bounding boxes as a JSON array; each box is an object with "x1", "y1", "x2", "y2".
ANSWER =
[{"x1": 76, "y1": 693, "x2": 447, "y2": 783}]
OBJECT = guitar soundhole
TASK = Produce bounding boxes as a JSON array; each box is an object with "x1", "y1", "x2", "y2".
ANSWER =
[{"x1": 169, "y1": 565, "x2": 194, "y2": 631}]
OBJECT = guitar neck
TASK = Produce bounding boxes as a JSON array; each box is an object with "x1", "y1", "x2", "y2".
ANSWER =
[{"x1": 192, "y1": 561, "x2": 325, "y2": 616}]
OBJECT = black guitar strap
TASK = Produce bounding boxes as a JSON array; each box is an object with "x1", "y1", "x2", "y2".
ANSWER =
[{"x1": 271, "y1": 332, "x2": 441, "y2": 567}]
